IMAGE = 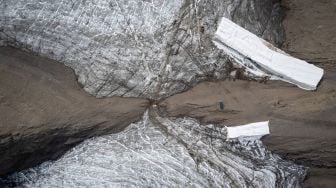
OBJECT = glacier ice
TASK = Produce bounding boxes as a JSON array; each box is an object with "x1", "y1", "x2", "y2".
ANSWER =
[
  {"x1": 7, "y1": 109, "x2": 306, "y2": 188},
  {"x1": 0, "y1": 0, "x2": 285, "y2": 99}
]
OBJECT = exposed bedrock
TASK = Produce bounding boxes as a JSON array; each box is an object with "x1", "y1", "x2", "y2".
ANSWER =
[
  {"x1": 1, "y1": 0, "x2": 335, "y2": 187},
  {"x1": 159, "y1": 70, "x2": 336, "y2": 187},
  {"x1": 0, "y1": 46, "x2": 309, "y2": 187},
  {"x1": 1, "y1": 47, "x2": 334, "y2": 187},
  {"x1": 279, "y1": 1, "x2": 336, "y2": 186},
  {"x1": 281, "y1": 0, "x2": 336, "y2": 64},
  {"x1": 0, "y1": 0, "x2": 284, "y2": 99},
  {"x1": 0, "y1": 47, "x2": 149, "y2": 176}
]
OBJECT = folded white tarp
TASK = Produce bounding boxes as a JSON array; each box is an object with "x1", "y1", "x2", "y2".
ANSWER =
[
  {"x1": 213, "y1": 17, "x2": 324, "y2": 90},
  {"x1": 226, "y1": 121, "x2": 270, "y2": 139}
]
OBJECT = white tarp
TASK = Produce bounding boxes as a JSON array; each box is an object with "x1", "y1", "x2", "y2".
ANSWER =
[
  {"x1": 213, "y1": 17, "x2": 324, "y2": 90},
  {"x1": 226, "y1": 121, "x2": 270, "y2": 139}
]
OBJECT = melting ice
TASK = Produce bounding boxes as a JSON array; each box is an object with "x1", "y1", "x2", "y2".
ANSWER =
[{"x1": 7, "y1": 109, "x2": 306, "y2": 187}]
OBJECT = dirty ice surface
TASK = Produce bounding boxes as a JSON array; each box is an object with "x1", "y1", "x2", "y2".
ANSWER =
[{"x1": 7, "y1": 110, "x2": 306, "y2": 188}]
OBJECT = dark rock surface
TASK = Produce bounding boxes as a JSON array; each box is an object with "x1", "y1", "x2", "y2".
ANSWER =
[
  {"x1": 159, "y1": 70, "x2": 336, "y2": 187},
  {"x1": 281, "y1": 0, "x2": 336, "y2": 64},
  {"x1": 280, "y1": 1, "x2": 336, "y2": 186},
  {"x1": 0, "y1": 0, "x2": 335, "y2": 187},
  {"x1": 0, "y1": 47, "x2": 149, "y2": 176}
]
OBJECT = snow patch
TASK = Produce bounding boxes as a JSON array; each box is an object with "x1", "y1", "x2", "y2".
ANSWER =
[{"x1": 227, "y1": 121, "x2": 270, "y2": 139}]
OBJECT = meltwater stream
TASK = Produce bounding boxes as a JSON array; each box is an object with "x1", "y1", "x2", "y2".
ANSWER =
[{"x1": 7, "y1": 109, "x2": 307, "y2": 187}]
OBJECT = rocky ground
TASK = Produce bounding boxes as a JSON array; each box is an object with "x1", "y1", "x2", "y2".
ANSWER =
[
  {"x1": 1, "y1": 47, "x2": 335, "y2": 187},
  {"x1": 0, "y1": 47, "x2": 148, "y2": 176},
  {"x1": 281, "y1": 0, "x2": 336, "y2": 64},
  {"x1": 159, "y1": 0, "x2": 336, "y2": 186},
  {"x1": 159, "y1": 71, "x2": 336, "y2": 188},
  {"x1": 0, "y1": 0, "x2": 335, "y2": 187},
  {"x1": 281, "y1": 1, "x2": 336, "y2": 186}
]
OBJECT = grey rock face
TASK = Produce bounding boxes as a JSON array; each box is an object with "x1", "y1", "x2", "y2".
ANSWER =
[
  {"x1": 0, "y1": 0, "x2": 284, "y2": 99},
  {"x1": 6, "y1": 109, "x2": 306, "y2": 187}
]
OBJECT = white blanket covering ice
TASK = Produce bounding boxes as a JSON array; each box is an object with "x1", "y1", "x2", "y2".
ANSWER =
[
  {"x1": 227, "y1": 121, "x2": 270, "y2": 139},
  {"x1": 213, "y1": 17, "x2": 324, "y2": 90}
]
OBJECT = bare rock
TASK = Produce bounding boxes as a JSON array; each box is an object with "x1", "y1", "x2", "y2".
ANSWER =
[{"x1": 0, "y1": 47, "x2": 148, "y2": 176}]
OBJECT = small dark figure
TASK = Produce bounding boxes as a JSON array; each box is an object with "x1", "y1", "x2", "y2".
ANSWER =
[
  {"x1": 218, "y1": 101, "x2": 224, "y2": 110},
  {"x1": 199, "y1": 26, "x2": 205, "y2": 33}
]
